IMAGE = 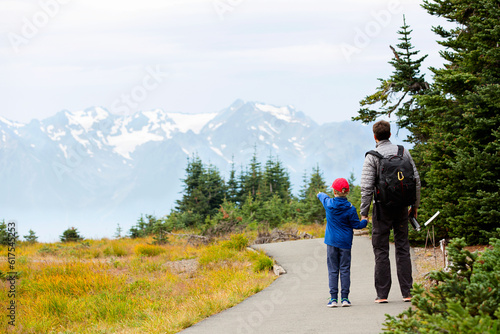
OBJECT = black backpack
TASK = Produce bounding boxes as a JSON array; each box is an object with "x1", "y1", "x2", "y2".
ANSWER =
[{"x1": 366, "y1": 145, "x2": 417, "y2": 207}]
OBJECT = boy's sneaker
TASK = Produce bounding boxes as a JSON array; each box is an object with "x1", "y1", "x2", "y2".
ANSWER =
[
  {"x1": 341, "y1": 298, "x2": 351, "y2": 307},
  {"x1": 327, "y1": 298, "x2": 338, "y2": 308},
  {"x1": 375, "y1": 297, "x2": 388, "y2": 304}
]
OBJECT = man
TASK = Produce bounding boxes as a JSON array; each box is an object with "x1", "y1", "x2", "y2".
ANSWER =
[{"x1": 360, "y1": 120, "x2": 420, "y2": 303}]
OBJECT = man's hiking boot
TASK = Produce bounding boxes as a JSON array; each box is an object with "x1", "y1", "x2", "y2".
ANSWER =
[{"x1": 375, "y1": 297, "x2": 388, "y2": 303}]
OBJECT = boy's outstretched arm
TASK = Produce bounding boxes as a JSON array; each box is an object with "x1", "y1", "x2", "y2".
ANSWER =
[{"x1": 317, "y1": 192, "x2": 330, "y2": 208}]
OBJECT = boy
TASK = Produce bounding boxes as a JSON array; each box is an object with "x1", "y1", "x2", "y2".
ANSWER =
[{"x1": 317, "y1": 178, "x2": 368, "y2": 307}]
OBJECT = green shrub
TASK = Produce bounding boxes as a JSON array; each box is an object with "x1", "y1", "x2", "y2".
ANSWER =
[
  {"x1": 134, "y1": 244, "x2": 166, "y2": 257},
  {"x1": 38, "y1": 245, "x2": 58, "y2": 256},
  {"x1": 198, "y1": 244, "x2": 237, "y2": 265},
  {"x1": 383, "y1": 235, "x2": 500, "y2": 333},
  {"x1": 103, "y1": 242, "x2": 128, "y2": 257},
  {"x1": 222, "y1": 234, "x2": 249, "y2": 251},
  {"x1": 248, "y1": 250, "x2": 274, "y2": 272},
  {"x1": 253, "y1": 255, "x2": 273, "y2": 273}
]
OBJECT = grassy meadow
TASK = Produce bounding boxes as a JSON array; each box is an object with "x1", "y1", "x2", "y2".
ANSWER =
[{"x1": 0, "y1": 224, "x2": 325, "y2": 333}]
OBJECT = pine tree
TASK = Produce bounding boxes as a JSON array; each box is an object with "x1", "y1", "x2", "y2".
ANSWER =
[
  {"x1": 23, "y1": 229, "x2": 38, "y2": 243},
  {"x1": 0, "y1": 220, "x2": 9, "y2": 245},
  {"x1": 226, "y1": 158, "x2": 239, "y2": 204},
  {"x1": 175, "y1": 155, "x2": 226, "y2": 226},
  {"x1": 203, "y1": 163, "x2": 226, "y2": 217},
  {"x1": 299, "y1": 165, "x2": 327, "y2": 224},
  {"x1": 60, "y1": 227, "x2": 83, "y2": 243},
  {"x1": 114, "y1": 224, "x2": 123, "y2": 239},
  {"x1": 414, "y1": 0, "x2": 500, "y2": 244},
  {"x1": 262, "y1": 154, "x2": 291, "y2": 201},
  {"x1": 243, "y1": 148, "x2": 263, "y2": 199},
  {"x1": 353, "y1": 15, "x2": 430, "y2": 144}
]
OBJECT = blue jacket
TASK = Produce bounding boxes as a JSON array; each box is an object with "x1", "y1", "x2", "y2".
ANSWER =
[{"x1": 317, "y1": 193, "x2": 368, "y2": 249}]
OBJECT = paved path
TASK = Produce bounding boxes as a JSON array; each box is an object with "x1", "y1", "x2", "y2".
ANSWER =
[{"x1": 181, "y1": 236, "x2": 415, "y2": 334}]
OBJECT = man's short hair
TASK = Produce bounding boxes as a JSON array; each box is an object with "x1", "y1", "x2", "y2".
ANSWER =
[{"x1": 373, "y1": 120, "x2": 391, "y2": 140}]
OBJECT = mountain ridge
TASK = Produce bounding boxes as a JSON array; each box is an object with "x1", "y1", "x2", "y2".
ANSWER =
[{"x1": 1, "y1": 100, "x2": 401, "y2": 241}]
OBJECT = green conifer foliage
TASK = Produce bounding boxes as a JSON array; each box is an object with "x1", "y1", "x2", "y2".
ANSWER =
[
  {"x1": 353, "y1": 16, "x2": 429, "y2": 144},
  {"x1": 24, "y1": 229, "x2": 38, "y2": 243},
  {"x1": 415, "y1": 0, "x2": 500, "y2": 244},
  {"x1": 384, "y1": 236, "x2": 500, "y2": 332},
  {"x1": 60, "y1": 227, "x2": 83, "y2": 243}
]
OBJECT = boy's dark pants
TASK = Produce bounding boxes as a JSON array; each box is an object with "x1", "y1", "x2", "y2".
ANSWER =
[
  {"x1": 327, "y1": 245, "x2": 351, "y2": 300},
  {"x1": 372, "y1": 204, "x2": 413, "y2": 299}
]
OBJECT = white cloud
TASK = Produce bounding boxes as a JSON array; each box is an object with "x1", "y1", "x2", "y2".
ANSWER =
[{"x1": 0, "y1": 0, "x2": 447, "y2": 124}]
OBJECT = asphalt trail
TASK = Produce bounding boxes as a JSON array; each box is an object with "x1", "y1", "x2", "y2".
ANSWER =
[{"x1": 181, "y1": 236, "x2": 415, "y2": 334}]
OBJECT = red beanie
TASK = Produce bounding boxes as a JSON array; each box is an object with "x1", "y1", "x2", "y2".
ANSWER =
[{"x1": 332, "y1": 178, "x2": 349, "y2": 193}]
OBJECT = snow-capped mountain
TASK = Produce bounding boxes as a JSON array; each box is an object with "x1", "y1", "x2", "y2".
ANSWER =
[{"x1": 1, "y1": 100, "x2": 396, "y2": 241}]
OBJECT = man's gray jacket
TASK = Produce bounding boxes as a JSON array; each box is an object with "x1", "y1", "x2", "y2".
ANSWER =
[{"x1": 360, "y1": 139, "x2": 421, "y2": 217}]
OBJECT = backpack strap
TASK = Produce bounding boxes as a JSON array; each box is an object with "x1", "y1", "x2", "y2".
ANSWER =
[
  {"x1": 397, "y1": 145, "x2": 404, "y2": 157},
  {"x1": 365, "y1": 150, "x2": 383, "y2": 159}
]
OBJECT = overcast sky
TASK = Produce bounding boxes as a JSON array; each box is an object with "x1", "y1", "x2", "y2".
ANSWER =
[{"x1": 0, "y1": 0, "x2": 451, "y2": 125}]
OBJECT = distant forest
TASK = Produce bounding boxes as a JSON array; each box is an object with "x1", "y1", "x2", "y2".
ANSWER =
[{"x1": 128, "y1": 151, "x2": 361, "y2": 239}]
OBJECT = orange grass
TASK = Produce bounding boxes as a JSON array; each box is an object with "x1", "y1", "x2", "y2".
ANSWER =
[{"x1": 0, "y1": 234, "x2": 276, "y2": 333}]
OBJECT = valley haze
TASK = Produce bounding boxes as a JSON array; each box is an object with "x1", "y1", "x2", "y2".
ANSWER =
[{"x1": 1, "y1": 100, "x2": 408, "y2": 242}]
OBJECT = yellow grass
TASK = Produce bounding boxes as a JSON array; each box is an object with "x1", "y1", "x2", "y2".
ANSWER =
[{"x1": 0, "y1": 234, "x2": 276, "y2": 333}]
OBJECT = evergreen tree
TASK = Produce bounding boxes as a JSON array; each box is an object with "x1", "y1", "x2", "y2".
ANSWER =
[
  {"x1": 176, "y1": 155, "x2": 206, "y2": 215},
  {"x1": 236, "y1": 165, "x2": 248, "y2": 207},
  {"x1": 243, "y1": 148, "x2": 263, "y2": 199},
  {"x1": 129, "y1": 215, "x2": 156, "y2": 238},
  {"x1": 114, "y1": 224, "x2": 123, "y2": 239},
  {"x1": 203, "y1": 163, "x2": 226, "y2": 216},
  {"x1": 299, "y1": 170, "x2": 309, "y2": 201},
  {"x1": 151, "y1": 220, "x2": 172, "y2": 245},
  {"x1": 353, "y1": 6, "x2": 500, "y2": 243},
  {"x1": 60, "y1": 227, "x2": 83, "y2": 243},
  {"x1": 23, "y1": 229, "x2": 38, "y2": 243},
  {"x1": 353, "y1": 16, "x2": 430, "y2": 144},
  {"x1": 175, "y1": 155, "x2": 226, "y2": 226},
  {"x1": 226, "y1": 158, "x2": 240, "y2": 204},
  {"x1": 299, "y1": 165, "x2": 328, "y2": 224},
  {"x1": 414, "y1": 0, "x2": 500, "y2": 243},
  {"x1": 347, "y1": 171, "x2": 362, "y2": 213},
  {"x1": 262, "y1": 154, "x2": 291, "y2": 201},
  {"x1": 0, "y1": 220, "x2": 10, "y2": 245}
]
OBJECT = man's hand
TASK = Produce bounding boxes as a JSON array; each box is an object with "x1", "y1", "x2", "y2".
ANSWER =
[{"x1": 408, "y1": 207, "x2": 418, "y2": 218}]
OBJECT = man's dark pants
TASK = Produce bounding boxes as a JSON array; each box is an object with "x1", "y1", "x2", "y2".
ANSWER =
[{"x1": 372, "y1": 203, "x2": 412, "y2": 299}]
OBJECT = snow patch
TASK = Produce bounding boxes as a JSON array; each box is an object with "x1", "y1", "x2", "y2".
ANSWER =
[
  {"x1": 0, "y1": 116, "x2": 24, "y2": 128},
  {"x1": 66, "y1": 108, "x2": 108, "y2": 132},
  {"x1": 71, "y1": 129, "x2": 90, "y2": 147},
  {"x1": 209, "y1": 121, "x2": 224, "y2": 131},
  {"x1": 106, "y1": 126, "x2": 164, "y2": 159},
  {"x1": 166, "y1": 112, "x2": 217, "y2": 134},
  {"x1": 256, "y1": 103, "x2": 293, "y2": 122},
  {"x1": 47, "y1": 125, "x2": 66, "y2": 141}
]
